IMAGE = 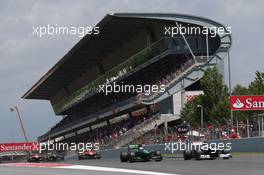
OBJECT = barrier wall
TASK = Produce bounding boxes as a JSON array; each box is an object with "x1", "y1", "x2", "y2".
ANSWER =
[
  {"x1": 208, "y1": 137, "x2": 264, "y2": 152},
  {"x1": 99, "y1": 137, "x2": 264, "y2": 158}
]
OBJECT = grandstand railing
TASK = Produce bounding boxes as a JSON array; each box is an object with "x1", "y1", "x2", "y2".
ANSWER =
[
  {"x1": 136, "y1": 24, "x2": 232, "y2": 105},
  {"x1": 138, "y1": 56, "x2": 208, "y2": 104},
  {"x1": 109, "y1": 113, "x2": 164, "y2": 148},
  {"x1": 40, "y1": 53, "x2": 208, "y2": 141},
  {"x1": 53, "y1": 37, "x2": 172, "y2": 114},
  {"x1": 38, "y1": 96, "x2": 140, "y2": 141}
]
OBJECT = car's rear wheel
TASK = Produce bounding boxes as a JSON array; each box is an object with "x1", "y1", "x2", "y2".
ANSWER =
[
  {"x1": 120, "y1": 152, "x2": 128, "y2": 162},
  {"x1": 183, "y1": 150, "x2": 192, "y2": 160}
]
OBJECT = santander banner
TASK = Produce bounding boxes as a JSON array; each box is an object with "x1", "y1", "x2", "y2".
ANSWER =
[
  {"x1": 0, "y1": 142, "x2": 40, "y2": 152},
  {"x1": 230, "y1": 95, "x2": 264, "y2": 111}
]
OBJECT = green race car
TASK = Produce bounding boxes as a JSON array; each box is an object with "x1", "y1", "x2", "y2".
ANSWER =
[
  {"x1": 120, "y1": 144, "x2": 162, "y2": 162},
  {"x1": 45, "y1": 152, "x2": 65, "y2": 162}
]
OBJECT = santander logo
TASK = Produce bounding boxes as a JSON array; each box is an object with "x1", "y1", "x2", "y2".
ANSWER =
[
  {"x1": 232, "y1": 98, "x2": 244, "y2": 109},
  {"x1": 230, "y1": 95, "x2": 264, "y2": 111}
]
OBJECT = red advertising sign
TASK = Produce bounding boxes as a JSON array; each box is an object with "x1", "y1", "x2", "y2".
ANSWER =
[
  {"x1": 230, "y1": 95, "x2": 264, "y2": 111},
  {"x1": 0, "y1": 142, "x2": 40, "y2": 152}
]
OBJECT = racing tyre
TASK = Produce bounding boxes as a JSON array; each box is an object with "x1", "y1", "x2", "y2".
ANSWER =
[
  {"x1": 195, "y1": 150, "x2": 202, "y2": 160},
  {"x1": 155, "y1": 151, "x2": 162, "y2": 161},
  {"x1": 120, "y1": 152, "x2": 128, "y2": 162},
  {"x1": 183, "y1": 150, "x2": 192, "y2": 160},
  {"x1": 129, "y1": 152, "x2": 136, "y2": 163},
  {"x1": 155, "y1": 151, "x2": 161, "y2": 156}
]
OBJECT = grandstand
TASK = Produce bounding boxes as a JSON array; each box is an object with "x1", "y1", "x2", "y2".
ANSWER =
[{"x1": 22, "y1": 13, "x2": 231, "y2": 148}]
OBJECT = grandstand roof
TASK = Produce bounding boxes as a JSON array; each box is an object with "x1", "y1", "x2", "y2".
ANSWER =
[{"x1": 22, "y1": 13, "x2": 227, "y2": 100}]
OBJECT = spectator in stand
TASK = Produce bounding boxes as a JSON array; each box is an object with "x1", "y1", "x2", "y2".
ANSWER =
[{"x1": 49, "y1": 56, "x2": 196, "y2": 139}]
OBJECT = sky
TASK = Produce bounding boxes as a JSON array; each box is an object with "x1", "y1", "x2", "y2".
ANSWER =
[{"x1": 0, "y1": 0, "x2": 263, "y2": 142}]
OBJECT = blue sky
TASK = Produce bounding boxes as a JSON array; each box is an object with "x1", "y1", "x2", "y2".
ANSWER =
[{"x1": 0, "y1": 0, "x2": 263, "y2": 142}]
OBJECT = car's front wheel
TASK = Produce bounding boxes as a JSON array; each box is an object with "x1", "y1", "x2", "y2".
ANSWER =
[
  {"x1": 155, "y1": 151, "x2": 162, "y2": 161},
  {"x1": 120, "y1": 152, "x2": 128, "y2": 162},
  {"x1": 195, "y1": 150, "x2": 202, "y2": 160},
  {"x1": 155, "y1": 151, "x2": 161, "y2": 156},
  {"x1": 129, "y1": 152, "x2": 136, "y2": 163}
]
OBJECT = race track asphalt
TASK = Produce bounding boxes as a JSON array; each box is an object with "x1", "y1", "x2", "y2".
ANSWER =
[{"x1": 1, "y1": 154, "x2": 263, "y2": 175}]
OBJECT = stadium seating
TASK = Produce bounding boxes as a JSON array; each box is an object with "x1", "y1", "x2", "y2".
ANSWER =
[{"x1": 46, "y1": 55, "x2": 193, "y2": 136}]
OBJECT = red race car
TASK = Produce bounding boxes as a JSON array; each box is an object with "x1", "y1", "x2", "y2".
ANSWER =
[
  {"x1": 78, "y1": 150, "x2": 101, "y2": 160},
  {"x1": 28, "y1": 153, "x2": 42, "y2": 162}
]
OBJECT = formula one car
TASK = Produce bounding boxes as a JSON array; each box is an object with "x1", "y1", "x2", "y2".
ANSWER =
[
  {"x1": 120, "y1": 144, "x2": 162, "y2": 162},
  {"x1": 78, "y1": 149, "x2": 101, "y2": 160},
  {"x1": 45, "y1": 152, "x2": 65, "y2": 162},
  {"x1": 183, "y1": 142, "x2": 232, "y2": 160},
  {"x1": 27, "y1": 153, "x2": 42, "y2": 162}
]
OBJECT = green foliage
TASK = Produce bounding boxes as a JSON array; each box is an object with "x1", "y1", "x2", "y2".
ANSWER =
[
  {"x1": 180, "y1": 67, "x2": 230, "y2": 127},
  {"x1": 248, "y1": 71, "x2": 264, "y2": 95},
  {"x1": 232, "y1": 71, "x2": 264, "y2": 120},
  {"x1": 180, "y1": 97, "x2": 201, "y2": 127},
  {"x1": 232, "y1": 84, "x2": 250, "y2": 95},
  {"x1": 181, "y1": 69, "x2": 264, "y2": 127}
]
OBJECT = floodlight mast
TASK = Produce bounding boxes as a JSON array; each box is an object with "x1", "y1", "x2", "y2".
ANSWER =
[{"x1": 10, "y1": 106, "x2": 29, "y2": 142}]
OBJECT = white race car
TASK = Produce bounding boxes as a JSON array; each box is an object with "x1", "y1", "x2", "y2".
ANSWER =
[{"x1": 183, "y1": 142, "x2": 232, "y2": 160}]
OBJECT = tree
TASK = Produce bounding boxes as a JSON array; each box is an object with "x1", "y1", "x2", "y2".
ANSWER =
[
  {"x1": 248, "y1": 71, "x2": 264, "y2": 95},
  {"x1": 181, "y1": 69, "x2": 263, "y2": 128},
  {"x1": 232, "y1": 71, "x2": 263, "y2": 95},
  {"x1": 232, "y1": 71, "x2": 264, "y2": 120},
  {"x1": 232, "y1": 84, "x2": 249, "y2": 95},
  {"x1": 180, "y1": 67, "x2": 230, "y2": 127},
  {"x1": 180, "y1": 97, "x2": 202, "y2": 127}
]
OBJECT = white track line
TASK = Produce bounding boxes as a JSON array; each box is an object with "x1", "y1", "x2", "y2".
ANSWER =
[{"x1": 56, "y1": 165, "x2": 182, "y2": 175}]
